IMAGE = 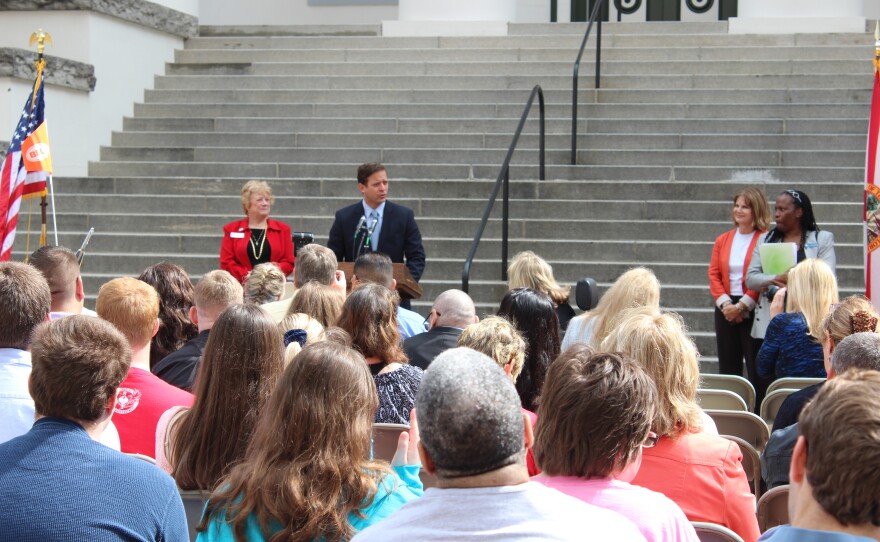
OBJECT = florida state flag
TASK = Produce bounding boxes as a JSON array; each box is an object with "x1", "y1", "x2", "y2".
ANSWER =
[{"x1": 866, "y1": 67, "x2": 880, "y2": 309}]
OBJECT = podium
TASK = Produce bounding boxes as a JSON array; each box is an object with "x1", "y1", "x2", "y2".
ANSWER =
[{"x1": 337, "y1": 262, "x2": 423, "y2": 301}]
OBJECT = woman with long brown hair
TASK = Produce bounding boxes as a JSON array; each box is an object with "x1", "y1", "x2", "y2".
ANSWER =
[
  {"x1": 155, "y1": 304, "x2": 284, "y2": 490},
  {"x1": 337, "y1": 283, "x2": 422, "y2": 425},
  {"x1": 197, "y1": 340, "x2": 422, "y2": 541},
  {"x1": 138, "y1": 261, "x2": 198, "y2": 367}
]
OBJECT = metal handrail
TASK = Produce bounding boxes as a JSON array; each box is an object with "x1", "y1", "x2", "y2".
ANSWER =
[
  {"x1": 571, "y1": 0, "x2": 607, "y2": 164},
  {"x1": 461, "y1": 85, "x2": 545, "y2": 294}
]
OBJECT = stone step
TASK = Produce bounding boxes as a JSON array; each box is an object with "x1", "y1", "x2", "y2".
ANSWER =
[
  {"x1": 85, "y1": 160, "x2": 865, "y2": 183},
  {"x1": 174, "y1": 45, "x2": 871, "y2": 64},
  {"x1": 129, "y1": 98, "x2": 871, "y2": 121},
  {"x1": 152, "y1": 73, "x2": 869, "y2": 91},
  {"x1": 109, "y1": 131, "x2": 867, "y2": 152},
  {"x1": 166, "y1": 59, "x2": 869, "y2": 77},
  {"x1": 182, "y1": 32, "x2": 870, "y2": 51},
  {"x1": 198, "y1": 24, "x2": 381, "y2": 37},
  {"x1": 44, "y1": 208, "x2": 867, "y2": 250},
  {"x1": 55, "y1": 177, "x2": 865, "y2": 202},
  {"x1": 96, "y1": 145, "x2": 864, "y2": 169},
  {"x1": 144, "y1": 87, "x2": 870, "y2": 105},
  {"x1": 40, "y1": 196, "x2": 867, "y2": 243}
]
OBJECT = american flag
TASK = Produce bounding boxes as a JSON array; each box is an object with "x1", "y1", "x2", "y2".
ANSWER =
[{"x1": 0, "y1": 79, "x2": 50, "y2": 261}]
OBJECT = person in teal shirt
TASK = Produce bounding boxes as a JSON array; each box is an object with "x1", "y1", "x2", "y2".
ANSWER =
[{"x1": 197, "y1": 340, "x2": 423, "y2": 542}]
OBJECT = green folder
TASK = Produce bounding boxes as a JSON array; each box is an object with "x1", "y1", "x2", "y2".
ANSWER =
[{"x1": 759, "y1": 243, "x2": 798, "y2": 276}]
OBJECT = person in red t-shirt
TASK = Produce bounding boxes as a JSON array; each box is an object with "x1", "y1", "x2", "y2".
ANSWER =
[{"x1": 96, "y1": 277, "x2": 194, "y2": 457}]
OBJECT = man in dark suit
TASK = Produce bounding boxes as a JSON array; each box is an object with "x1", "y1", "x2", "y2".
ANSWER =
[
  {"x1": 404, "y1": 289, "x2": 478, "y2": 370},
  {"x1": 327, "y1": 163, "x2": 426, "y2": 283}
]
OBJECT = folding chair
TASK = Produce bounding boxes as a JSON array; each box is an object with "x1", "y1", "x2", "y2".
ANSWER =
[
  {"x1": 766, "y1": 377, "x2": 824, "y2": 396},
  {"x1": 722, "y1": 435, "x2": 762, "y2": 500},
  {"x1": 700, "y1": 374, "x2": 756, "y2": 412},
  {"x1": 760, "y1": 389, "x2": 795, "y2": 425},
  {"x1": 704, "y1": 410, "x2": 770, "y2": 451},
  {"x1": 691, "y1": 522, "x2": 745, "y2": 542},
  {"x1": 179, "y1": 490, "x2": 209, "y2": 542},
  {"x1": 757, "y1": 485, "x2": 790, "y2": 532},
  {"x1": 372, "y1": 423, "x2": 409, "y2": 462},
  {"x1": 126, "y1": 453, "x2": 157, "y2": 465},
  {"x1": 697, "y1": 389, "x2": 748, "y2": 412}
]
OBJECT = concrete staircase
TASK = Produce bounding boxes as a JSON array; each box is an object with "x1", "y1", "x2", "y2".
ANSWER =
[{"x1": 34, "y1": 21, "x2": 870, "y2": 368}]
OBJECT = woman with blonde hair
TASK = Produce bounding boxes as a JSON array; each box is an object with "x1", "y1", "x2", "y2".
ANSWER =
[
  {"x1": 507, "y1": 250, "x2": 575, "y2": 332},
  {"x1": 561, "y1": 267, "x2": 660, "y2": 352},
  {"x1": 708, "y1": 187, "x2": 769, "y2": 386},
  {"x1": 197, "y1": 340, "x2": 422, "y2": 541},
  {"x1": 770, "y1": 295, "x2": 877, "y2": 431},
  {"x1": 220, "y1": 180, "x2": 295, "y2": 283},
  {"x1": 284, "y1": 280, "x2": 344, "y2": 328},
  {"x1": 336, "y1": 283, "x2": 422, "y2": 425},
  {"x1": 601, "y1": 307, "x2": 759, "y2": 542},
  {"x1": 278, "y1": 312, "x2": 325, "y2": 365},
  {"x1": 757, "y1": 258, "x2": 838, "y2": 381}
]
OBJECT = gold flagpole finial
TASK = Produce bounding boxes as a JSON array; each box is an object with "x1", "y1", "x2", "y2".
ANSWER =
[{"x1": 28, "y1": 29, "x2": 52, "y2": 57}]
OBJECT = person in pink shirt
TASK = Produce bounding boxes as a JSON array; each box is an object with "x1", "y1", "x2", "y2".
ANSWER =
[
  {"x1": 534, "y1": 346, "x2": 698, "y2": 542},
  {"x1": 96, "y1": 277, "x2": 194, "y2": 457},
  {"x1": 602, "y1": 308, "x2": 760, "y2": 542}
]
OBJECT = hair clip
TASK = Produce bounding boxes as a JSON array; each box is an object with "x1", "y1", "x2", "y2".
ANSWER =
[
  {"x1": 850, "y1": 311, "x2": 879, "y2": 335},
  {"x1": 784, "y1": 189, "x2": 803, "y2": 205}
]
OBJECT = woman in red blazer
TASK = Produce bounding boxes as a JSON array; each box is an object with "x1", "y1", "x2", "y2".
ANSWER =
[
  {"x1": 708, "y1": 187, "x2": 769, "y2": 385},
  {"x1": 220, "y1": 180, "x2": 295, "y2": 283}
]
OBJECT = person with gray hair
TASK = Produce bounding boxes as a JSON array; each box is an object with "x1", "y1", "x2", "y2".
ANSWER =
[
  {"x1": 762, "y1": 331, "x2": 880, "y2": 489},
  {"x1": 403, "y1": 289, "x2": 478, "y2": 369},
  {"x1": 351, "y1": 347, "x2": 644, "y2": 542}
]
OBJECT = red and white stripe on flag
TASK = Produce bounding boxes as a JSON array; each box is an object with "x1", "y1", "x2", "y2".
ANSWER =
[
  {"x1": 0, "y1": 79, "x2": 50, "y2": 261},
  {"x1": 865, "y1": 70, "x2": 880, "y2": 309}
]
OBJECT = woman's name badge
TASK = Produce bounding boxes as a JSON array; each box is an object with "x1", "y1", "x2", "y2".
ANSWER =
[
  {"x1": 230, "y1": 232, "x2": 245, "y2": 239},
  {"x1": 805, "y1": 242, "x2": 818, "y2": 248}
]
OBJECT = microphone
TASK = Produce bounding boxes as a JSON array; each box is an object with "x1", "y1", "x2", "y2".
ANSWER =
[
  {"x1": 353, "y1": 215, "x2": 366, "y2": 240},
  {"x1": 366, "y1": 215, "x2": 379, "y2": 237}
]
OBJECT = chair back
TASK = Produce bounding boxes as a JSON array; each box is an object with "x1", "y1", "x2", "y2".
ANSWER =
[
  {"x1": 700, "y1": 374, "x2": 756, "y2": 412},
  {"x1": 757, "y1": 484, "x2": 790, "y2": 532},
  {"x1": 691, "y1": 522, "x2": 745, "y2": 542},
  {"x1": 705, "y1": 410, "x2": 770, "y2": 451},
  {"x1": 766, "y1": 377, "x2": 824, "y2": 396},
  {"x1": 179, "y1": 490, "x2": 209, "y2": 542},
  {"x1": 126, "y1": 453, "x2": 157, "y2": 465},
  {"x1": 697, "y1": 389, "x2": 748, "y2": 412},
  {"x1": 722, "y1": 435, "x2": 762, "y2": 499},
  {"x1": 372, "y1": 423, "x2": 409, "y2": 462},
  {"x1": 760, "y1": 389, "x2": 795, "y2": 425}
]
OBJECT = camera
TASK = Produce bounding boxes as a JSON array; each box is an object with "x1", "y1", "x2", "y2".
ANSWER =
[{"x1": 764, "y1": 285, "x2": 779, "y2": 302}]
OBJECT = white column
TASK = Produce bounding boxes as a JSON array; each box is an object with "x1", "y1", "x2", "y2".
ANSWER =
[{"x1": 729, "y1": 0, "x2": 866, "y2": 34}]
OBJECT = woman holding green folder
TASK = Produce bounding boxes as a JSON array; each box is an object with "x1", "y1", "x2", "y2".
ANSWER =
[{"x1": 746, "y1": 190, "x2": 835, "y2": 400}]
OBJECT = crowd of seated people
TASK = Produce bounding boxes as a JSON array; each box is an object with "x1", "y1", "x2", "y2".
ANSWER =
[{"x1": 2, "y1": 211, "x2": 876, "y2": 542}]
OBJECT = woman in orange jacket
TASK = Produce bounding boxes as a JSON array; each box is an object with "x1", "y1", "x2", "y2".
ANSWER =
[{"x1": 708, "y1": 187, "x2": 769, "y2": 387}]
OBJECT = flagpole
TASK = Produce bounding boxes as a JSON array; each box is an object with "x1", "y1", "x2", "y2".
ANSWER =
[
  {"x1": 29, "y1": 30, "x2": 51, "y2": 248},
  {"x1": 48, "y1": 174, "x2": 58, "y2": 246}
]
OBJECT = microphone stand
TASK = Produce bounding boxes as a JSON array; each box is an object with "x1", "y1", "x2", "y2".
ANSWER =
[{"x1": 354, "y1": 216, "x2": 369, "y2": 259}]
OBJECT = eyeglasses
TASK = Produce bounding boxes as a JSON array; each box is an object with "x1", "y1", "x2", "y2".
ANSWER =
[
  {"x1": 641, "y1": 432, "x2": 660, "y2": 449},
  {"x1": 423, "y1": 310, "x2": 440, "y2": 331}
]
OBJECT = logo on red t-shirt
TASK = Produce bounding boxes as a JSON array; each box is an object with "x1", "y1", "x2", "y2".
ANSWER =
[{"x1": 114, "y1": 388, "x2": 142, "y2": 414}]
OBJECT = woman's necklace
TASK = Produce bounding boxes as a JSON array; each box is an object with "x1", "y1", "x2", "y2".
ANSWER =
[{"x1": 249, "y1": 228, "x2": 267, "y2": 259}]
